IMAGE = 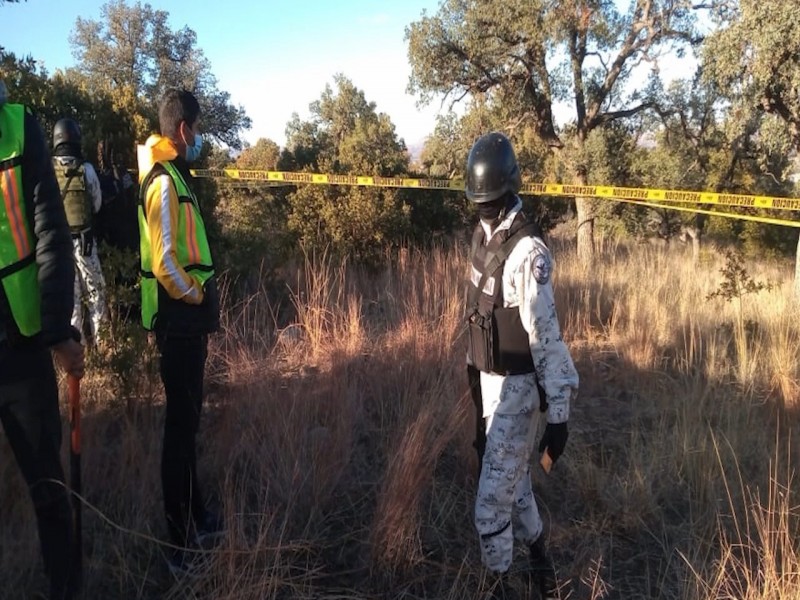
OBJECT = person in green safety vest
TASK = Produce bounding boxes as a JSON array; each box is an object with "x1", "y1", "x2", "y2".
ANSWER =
[
  {"x1": 136, "y1": 89, "x2": 221, "y2": 575},
  {"x1": 0, "y1": 80, "x2": 85, "y2": 599}
]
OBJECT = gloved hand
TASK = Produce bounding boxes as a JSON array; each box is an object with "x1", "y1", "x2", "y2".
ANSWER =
[
  {"x1": 80, "y1": 230, "x2": 94, "y2": 256},
  {"x1": 538, "y1": 422, "x2": 568, "y2": 464}
]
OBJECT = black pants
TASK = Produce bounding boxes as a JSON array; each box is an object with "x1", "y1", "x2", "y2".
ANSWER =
[
  {"x1": 468, "y1": 365, "x2": 486, "y2": 472},
  {"x1": 156, "y1": 333, "x2": 208, "y2": 547},
  {"x1": 0, "y1": 346, "x2": 74, "y2": 599}
]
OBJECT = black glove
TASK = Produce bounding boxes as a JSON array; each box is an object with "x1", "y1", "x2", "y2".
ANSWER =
[
  {"x1": 538, "y1": 422, "x2": 568, "y2": 464},
  {"x1": 80, "y1": 230, "x2": 94, "y2": 256}
]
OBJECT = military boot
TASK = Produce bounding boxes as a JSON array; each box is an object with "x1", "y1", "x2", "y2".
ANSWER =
[{"x1": 529, "y1": 536, "x2": 559, "y2": 599}]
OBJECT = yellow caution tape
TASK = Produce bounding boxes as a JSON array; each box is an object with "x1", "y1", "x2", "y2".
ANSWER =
[
  {"x1": 611, "y1": 198, "x2": 800, "y2": 228},
  {"x1": 518, "y1": 183, "x2": 800, "y2": 212},
  {"x1": 191, "y1": 169, "x2": 800, "y2": 225},
  {"x1": 193, "y1": 169, "x2": 463, "y2": 191}
]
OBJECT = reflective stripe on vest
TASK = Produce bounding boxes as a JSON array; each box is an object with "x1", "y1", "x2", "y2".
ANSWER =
[
  {"x1": 138, "y1": 160, "x2": 214, "y2": 330},
  {"x1": 0, "y1": 104, "x2": 41, "y2": 336}
]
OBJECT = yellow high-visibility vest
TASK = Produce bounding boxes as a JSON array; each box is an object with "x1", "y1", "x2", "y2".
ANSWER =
[{"x1": 138, "y1": 160, "x2": 214, "y2": 330}]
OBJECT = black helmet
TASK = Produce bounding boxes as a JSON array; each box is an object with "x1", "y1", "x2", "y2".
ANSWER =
[
  {"x1": 465, "y1": 132, "x2": 521, "y2": 203},
  {"x1": 53, "y1": 118, "x2": 81, "y2": 149}
]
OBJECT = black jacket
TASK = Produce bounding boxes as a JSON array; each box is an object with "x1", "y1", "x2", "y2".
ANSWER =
[{"x1": 0, "y1": 106, "x2": 75, "y2": 379}]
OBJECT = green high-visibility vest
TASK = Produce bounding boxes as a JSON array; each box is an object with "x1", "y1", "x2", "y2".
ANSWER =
[
  {"x1": 138, "y1": 160, "x2": 214, "y2": 330},
  {"x1": 0, "y1": 104, "x2": 41, "y2": 337}
]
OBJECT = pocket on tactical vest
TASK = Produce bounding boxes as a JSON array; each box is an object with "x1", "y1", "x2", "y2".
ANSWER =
[
  {"x1": 468, "y1": 307, "x2": 536, "y2": 376},
  {"x1": 467, "y1": 310, "x2": 494, "y2": 373},
  {"x1": 492, "y1": 307, "x2": 535, "y2": 375}
]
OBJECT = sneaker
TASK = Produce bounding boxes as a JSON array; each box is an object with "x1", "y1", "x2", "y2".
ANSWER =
[{"x1": 529, "y1": 537, "x2": 559, "y2": 599}]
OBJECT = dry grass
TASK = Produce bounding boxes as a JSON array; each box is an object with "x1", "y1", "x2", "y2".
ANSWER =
[{"x1": 1, "y1": 232, "x2": 800, "y2": 599}]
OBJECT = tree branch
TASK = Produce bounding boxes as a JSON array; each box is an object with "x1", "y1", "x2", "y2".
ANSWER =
[
  {"x1": 442, "y1": 39, "x2": 499, "y2": 94},
  {"x1": 590, "y1": 102, "x2": 655, "y2": 128}
]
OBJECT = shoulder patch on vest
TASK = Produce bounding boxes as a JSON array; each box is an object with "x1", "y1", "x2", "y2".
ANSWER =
[{"x1": 533, "y1": 252, "x2": 551, "y2": 285}]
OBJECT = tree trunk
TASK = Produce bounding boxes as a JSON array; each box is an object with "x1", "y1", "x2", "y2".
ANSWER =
[
  {"x1": 682, "y1": 224, "x2": 702, "y2": 262},
  {"x1": 576, "y1": 197, "x2": 595, "y2": 264}
]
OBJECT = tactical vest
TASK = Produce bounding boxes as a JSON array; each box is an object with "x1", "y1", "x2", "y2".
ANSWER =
[
  {"x1": 0, "y1": 104, "x2": 41, "y2": 337},
  {"x1": 466, "y1": 213, "x2": 542, "y2": 375},
  {"x1": 53, "y1": 158, "x2": 92, "y2": 233},
  {"x1": 138, "y1": 160, "x2": 214, "y2": 331}
]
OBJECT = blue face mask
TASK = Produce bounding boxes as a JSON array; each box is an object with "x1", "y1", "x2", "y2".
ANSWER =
[{"x1": 186, "y1": 132, "x2": 203, "y2": 162}]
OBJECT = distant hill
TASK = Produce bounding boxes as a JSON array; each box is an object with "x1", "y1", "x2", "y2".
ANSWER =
[{"x1": 406, "y1": 139, "x2": 426, "y2": 164}]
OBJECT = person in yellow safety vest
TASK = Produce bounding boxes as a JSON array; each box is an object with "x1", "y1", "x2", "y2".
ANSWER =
[
  {"x1": 136, "y1": 89, "x2": 221, "y2": 576},
  {"x1": 0, "y1": 81, "x2": 85, "y2": 599},
  {"x1": 51, "y1": 118, "x2": 109, "y2": 346}
]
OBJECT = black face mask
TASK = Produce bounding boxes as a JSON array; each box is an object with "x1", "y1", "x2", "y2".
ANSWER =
[{"x1": 477, "y1": 198, "x2": 505, "y2": 222}]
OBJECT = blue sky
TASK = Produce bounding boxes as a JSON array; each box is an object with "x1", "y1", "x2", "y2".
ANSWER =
[{"x1": 2, "y1": 0, "x2": 444, "y2": 149}]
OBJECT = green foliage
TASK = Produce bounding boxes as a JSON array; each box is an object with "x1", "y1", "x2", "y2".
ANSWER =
[
  {"x1": 0, "y1": 50, "x2": 133, "y2": 166},
  {"x1": 420, "y1": 100, "x2": 572, "y2": 232},
  {"x1": 418, "y1": 112, "x2": 467, "y2": 178},
  {"x1": 214, "y1": 184, "x2": 295, "y2": 283},
  {"x1": 278, "y1": 75, "x2": 460, "y2": 264},
  {"x1": 0, "y1": 52, "x2": 51, "y2": 113},
  {"x1": 8, "y1": 0, "x2": 256, "y2": 269},
  {"x1": 91, "y1": 245, "x2": 158, "y2": 406},
  {"x1": 287, "y1": 185, "x2": 411, "y2": 266},
  {"x1": 704, "y1": 0, "x2": 800, "y2": 149},
  {"x1": 69, "y1": 0, "x2": 250, "y2": 149},
  {"x1": 700, "y1": 0, "x2": 800, "y2": 272},
  {"x1": 707, "y1": 249, "x2": 773, "y2": 304},
  {"x1": 740, "y1": 221, "x2": 800, "y2": 259},
  {"x1": 406, "y1": 0, "x2": 698, "y2": 260},
  {"x1": 284, "y1": 75, "x2": 408, "y2": 176},
  {"x1": 7, "y1": 0, "x2": 800, "y2": 272},
  {"x1": 706, "y1": 248, "x2": 775, "y2": 373},
  {"x1": 237, "y1": 138, "x2": 280, "y2": 171},
  {"x1": 2, "y1": 0, "x2": 248, "y2": 175},
  {"x1": 401, "y1": 188, "x2": 466, "y2": 243},
  {"x1": 213, "y1": 138, "x2": 294, "y2": 281},
  {"x1": 407, "y1": 0, "x2": 697, "y2": 146}
]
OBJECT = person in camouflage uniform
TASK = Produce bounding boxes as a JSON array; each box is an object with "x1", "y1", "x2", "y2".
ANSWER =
[
  {"x1": 465, "y1": 132, "x2": 578, "y2": 599},
  {"x1": 51, "y1": 118, "x2": 108, "y2": 346}
]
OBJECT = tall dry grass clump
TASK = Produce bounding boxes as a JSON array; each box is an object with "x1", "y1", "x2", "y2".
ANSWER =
[
  {"x1": 551, "y1": 234, "x2": 800, "y2": 599},
  {"x1": 1, "y1": 234, "x2": 800, "y2": 599}
]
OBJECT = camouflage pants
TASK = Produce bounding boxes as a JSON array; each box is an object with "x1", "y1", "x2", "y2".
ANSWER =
[
  {"x1": 72, "y1": 238, "x2": 108, "y2": 342},
  {"x1": 475, "y1": 375, "x2": 543, "y2": 573}
]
